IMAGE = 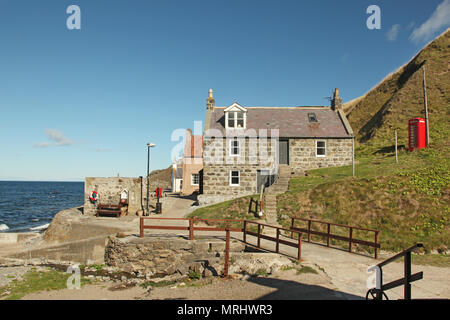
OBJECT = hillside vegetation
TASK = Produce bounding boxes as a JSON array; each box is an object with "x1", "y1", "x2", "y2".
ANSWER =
[
  {"x1": 346, "y1": 29, "x2": 449, "y2": 154},
  {"x1": 280, "y1": 29, "x2": 450, "y2": 254}
]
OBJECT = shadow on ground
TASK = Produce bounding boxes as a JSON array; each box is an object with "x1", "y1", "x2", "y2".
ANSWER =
[{"x1": 248, "y1": 276, "x2": 363, "y2": 300}]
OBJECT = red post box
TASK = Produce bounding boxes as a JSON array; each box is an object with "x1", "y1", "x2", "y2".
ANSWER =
[{"x1": 408, "y1": 118, "x2": 426, "y2": 151}]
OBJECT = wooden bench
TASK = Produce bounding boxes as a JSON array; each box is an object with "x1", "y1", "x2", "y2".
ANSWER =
[{"x1": 96, "y1": 204, "x2": 121, "y2": 218}]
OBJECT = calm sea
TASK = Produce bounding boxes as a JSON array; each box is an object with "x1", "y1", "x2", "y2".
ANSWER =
[{"x1": 0, "y1": 181, "x2": 84, "y2": 233}]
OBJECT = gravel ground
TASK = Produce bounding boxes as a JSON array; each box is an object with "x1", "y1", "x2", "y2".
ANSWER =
[
  {"x1": 0, "y1": 266, "x2": 33, "y2": 287},
  {"x1": 19, "y1": 268, "x2": 354, "y2": 300}
]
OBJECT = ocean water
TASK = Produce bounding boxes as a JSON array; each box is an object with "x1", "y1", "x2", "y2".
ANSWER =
[{"x1": 0, "y1": 181, "x2": 84, "y2": 233}]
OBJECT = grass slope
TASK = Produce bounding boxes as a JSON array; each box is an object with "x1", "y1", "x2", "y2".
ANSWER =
[
  {"x1": 277, "y1": 148, "x2": 449, "y2": 254},
  {"x1": 346, "y1": 29, "x2": 449, "y2": 154}
]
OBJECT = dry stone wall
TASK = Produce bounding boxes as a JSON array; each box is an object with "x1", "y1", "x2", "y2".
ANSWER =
[{"x1": 104, "y1": 236, "x2": 245, "y2": 278}]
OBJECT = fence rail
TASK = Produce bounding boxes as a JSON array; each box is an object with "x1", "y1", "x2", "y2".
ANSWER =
[
  {"x1": 289, "y1": 217, "x2": 380, "y2": 258},
  {"x1": 139, "y1": 217, "x2": 303, "y2": 262},
  {"x1": 244, "y1": 220, "x2": 302, "y2": 261}
]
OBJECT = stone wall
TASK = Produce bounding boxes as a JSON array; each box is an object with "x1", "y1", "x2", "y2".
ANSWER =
[
  {"x1": 200, "y1": 137, "x2": 352, "y2": 205},
  {"x1": 105, "y1": 236, "x2": 245, "y2": 278},
  {"x1": 289, "y1": 138, "x2": 353, "y2": 172},
  {"x1": 201, "y1": 137, "x2": 276, "y2": 201},
  {"x1": 84, "y1": 177, "x2": 143, "y2": 216}
]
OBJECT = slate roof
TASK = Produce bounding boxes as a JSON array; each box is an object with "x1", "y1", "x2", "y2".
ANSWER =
[{"x1": 206, "y1": 107, "x2": 352, "y2": 138}]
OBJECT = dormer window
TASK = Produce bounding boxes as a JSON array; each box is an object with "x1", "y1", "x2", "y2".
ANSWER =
[
  {"x1": 224, "y1": 103, "x2": 247, "y2": 129},
  {"x1": 228, "y1": 111, "x2": 244, "y2": 128}
]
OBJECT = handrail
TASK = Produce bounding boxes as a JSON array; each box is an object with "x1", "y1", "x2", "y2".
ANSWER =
[
  {"x1": 290, "y1": 216, "x2": 380, "y2": 258},
  {"x1": 244, "y1": 220, "x2": 303, "y2": 261},
  {"x1": 139, "y1": 217, "x2": 303, "y2": 261},
  {"x1": 367, "y1": 243, "x2": 424, "y2": 300},
  {"x1": 259, "y1": 184, "x2": 265, "y2": 214}
]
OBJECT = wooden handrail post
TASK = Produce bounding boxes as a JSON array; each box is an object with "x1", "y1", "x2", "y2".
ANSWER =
[
  {"x1": 307, "y1": 220, "x2": 312, "y2": 242},
  {"x1": 276, "y1": 228, "x2": 280, "y2": 253},
  {"x1": 327, "y1": 223, "x2": 331, "y2": 247},
  {"x1": 140, "y1": 217, "x2": 144, "y2": 238},
  {"x1": 243, "y1": 220, "x2": 247, "y2": 244},
  {"x1": 297, "y1": 232, "x2": 302, "y2": 261},
  {"x1": 349, "y1": 227, "x2": 353, "y2": 253},
  {"x1": 290, "y1": 218, "x2": 294, "y2": 239},
  {"x1": 224, "y1": 223, "x2": 230, "y2": 278},
  {"x1": 189, "y1": 219, "x2": 194, "y2": 240},
  {"x1": 257, "y1": 224, "x2": 261, "y2": 248},
  {"x1": 404, "y1": 251, "x2": 411, "y2": 300},
  {"x1": 375, "y1": 231, "x2": 379, "y2": 259}
]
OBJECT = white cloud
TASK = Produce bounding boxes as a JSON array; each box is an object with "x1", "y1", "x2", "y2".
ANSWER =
[
  {"x1": 410, "y1": 0, "x2": 450, "y2": 43},
  {"x1": 95, "y1": 148, "x2": 112, "y2": 152},
  {"x1": 33, "y1": 142, "x2": 52, "y2": 148},
  {"x1": 33, "y1": 129, "x2": 73, "y2": 148},
  {"x1": 45, "y1": 129, "x2": 73, "y2": 146},
  {"x1": 386, "y1": 24, "x2": 401, "y2": 41}
]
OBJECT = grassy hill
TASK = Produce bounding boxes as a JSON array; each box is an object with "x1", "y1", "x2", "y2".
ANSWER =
[
  {"x1": 279, "y1": 29, "x2": 450, "y2": 254},
  {"x1": 346, "y1": 28, "x2": 449, "y2": 154}
]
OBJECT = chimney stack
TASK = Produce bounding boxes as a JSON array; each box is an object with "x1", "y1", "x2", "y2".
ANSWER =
[
  {"x1": 331, "y1": 88, "x2": 342, "y2": 111},
  {"x1": 206, "y1": 88, "x2": 215, "y2": 110}
]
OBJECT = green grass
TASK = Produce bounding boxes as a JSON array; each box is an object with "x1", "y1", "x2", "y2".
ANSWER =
[
  {"x1": 0, "y1": 268, "x2": 93, "y2": 300},
  {"x1": 296, "y1": 266, "x2": 318, "y2": 275},
  {"x1": 188, "y1": 194, "x2": 261, "y2": 230},
  {"x1": 277, "y1": 148, "x2": 449, "y2": 254},
  {"x1": 139, "y1": 279, "x2": 178, "y2": 289}
]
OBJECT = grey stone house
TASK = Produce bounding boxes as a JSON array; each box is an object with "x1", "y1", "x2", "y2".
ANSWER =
[{"x1": 198, "y1": 88, "x2": 354, "y2": 205}]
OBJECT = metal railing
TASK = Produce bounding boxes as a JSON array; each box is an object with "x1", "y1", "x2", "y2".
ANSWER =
[
  {"x1": 366, "y1": 243, "x2": 424, "y2": 300},
  {"x1": 290, "y1": 217, "x2": 380, "y2": 258}
]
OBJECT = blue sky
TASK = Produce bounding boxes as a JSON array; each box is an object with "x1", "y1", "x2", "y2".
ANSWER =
[{"x1": 0, "y1": 0, "x2": 449, "y2": 181}]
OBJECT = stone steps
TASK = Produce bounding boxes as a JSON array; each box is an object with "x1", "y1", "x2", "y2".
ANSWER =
[{"x1": 261, "y1": 166, "x2": 293, "y2": 233}]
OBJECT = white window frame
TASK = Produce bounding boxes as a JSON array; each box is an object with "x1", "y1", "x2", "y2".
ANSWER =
[
  {"x1": 229, "y1": 170, "x2": 240, "y2": 186},
  {"x1": 316, "y1": 140, "x2": 327, "y2": 157},
  {"x1": 191, "y1": 173, "x2": 199, "y2": 186},
  {"x1": 224, "y1": 103, "x2": 247, "y2": 130},
  {"x1": 229, "y1": 138, "x2": 240, "y2": 157}
]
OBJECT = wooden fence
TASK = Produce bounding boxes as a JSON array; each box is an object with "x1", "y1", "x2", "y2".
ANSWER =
[{"x1": 289, "y1": 217, "x2": 380, "y2": 258}]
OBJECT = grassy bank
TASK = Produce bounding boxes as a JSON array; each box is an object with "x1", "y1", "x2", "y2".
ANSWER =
[
  {"x1": 188, "y1": 194, "x2": 261, "y2": 229},
  {"x1": 277, "y1": 148, "x2": 449, "y2": 254},
  {"x1": 0, "y1": 268, "x2": 93, "y2": 300}
]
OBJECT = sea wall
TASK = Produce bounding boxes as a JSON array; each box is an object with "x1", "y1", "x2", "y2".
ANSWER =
[{"x1": 84, "y1": 177, "x2": 143, "y2": 216}]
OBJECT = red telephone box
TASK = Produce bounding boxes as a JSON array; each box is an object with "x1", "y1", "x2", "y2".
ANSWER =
[{"x1": 408, "y1": 118, "x2": 426, "y2": 151}]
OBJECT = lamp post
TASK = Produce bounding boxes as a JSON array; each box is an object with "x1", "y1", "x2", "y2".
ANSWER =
[{"x1": 146, "y1": 142, "x2": 156, "y2": 215}]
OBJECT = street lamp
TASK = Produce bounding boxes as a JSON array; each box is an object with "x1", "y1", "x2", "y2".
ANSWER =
[{"x1": 146, "y1": 142, "x2": 156, "y2": 215}]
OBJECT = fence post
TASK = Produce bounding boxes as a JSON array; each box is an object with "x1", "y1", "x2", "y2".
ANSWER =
[
  {"x1": 224, "y1": 223, "x2": 230, "y2": 278},
  {"x1": 290, "y1": 218, "x2": 294, "y2": 239},
  {"x1": 327, "y1": 223, "x2": 330, "y2": 247},
  {"x1": 257, "y1": 224, "x2": 261, "y2": 248},
  {"x1": 189, "y1": 219, "x2": 194, "y2": 240},
  {"x1": 307, "y1": 220, "x2": 312, "y2": 242},
  {"x1": 297, "y1": 233, "x2": 302, "y2": 261},
  {"x1": 243, "y1": 220, "x2": 247, "y2": 244},
  {"x1": 140, "y1": 217, "x2": 144, "y2": 238},
  {"x1": 349, "y1": 227, "x2": 353, "y2": 253},
  {"x1": 276, "y1": 228, "x2": 280, "y2": 253},
  {"x1": 404, "y1": 251, "x2": 411, "y2": 300},
  {"x1": 375, "y1": 231, "x2": 379, "y2": 259}
]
